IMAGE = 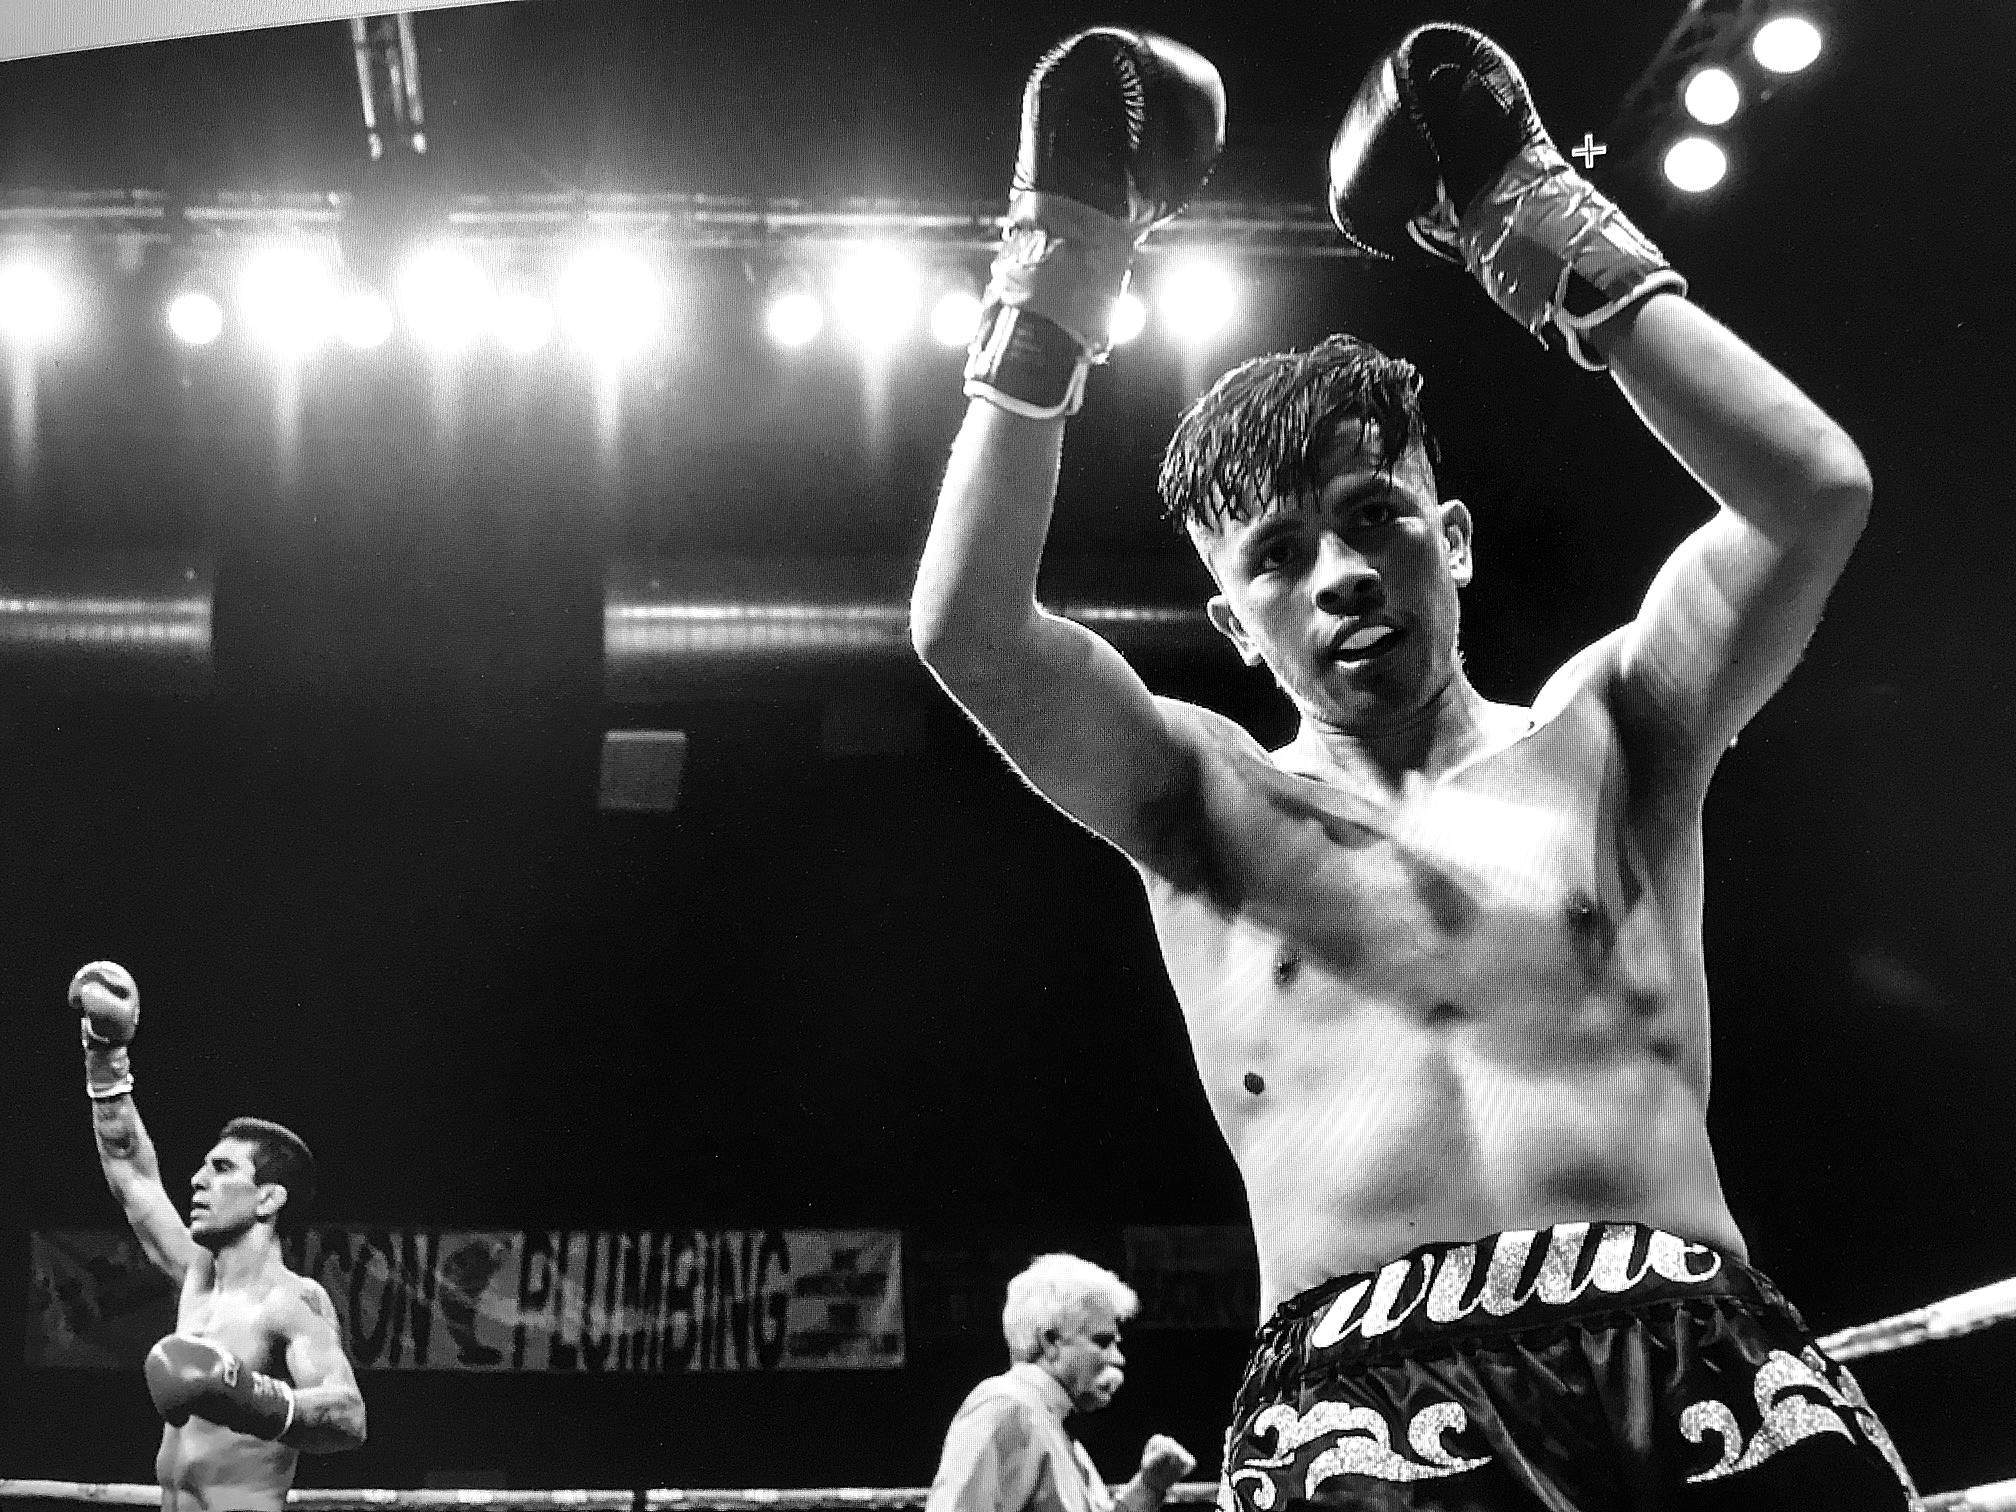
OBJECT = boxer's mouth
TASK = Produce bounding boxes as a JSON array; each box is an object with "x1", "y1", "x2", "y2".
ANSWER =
[{"x1": 1329, "y1": 622, "x2": 1403, "y2": 664}]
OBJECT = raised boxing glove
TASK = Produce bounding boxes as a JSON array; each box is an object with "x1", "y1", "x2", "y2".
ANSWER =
[
  {"x1": 965, "y1": 29, "x2": 1225, "y2": 418},
  {"x1": 1328, "y1": 24, "x2": 1685, "y2": 370},
  {"x1": 70, "y1": 960, "x2": 139, "y2": 1101},
  {"x1": 145, "y1": 1334, "x2": 296, "y2": 1441}
]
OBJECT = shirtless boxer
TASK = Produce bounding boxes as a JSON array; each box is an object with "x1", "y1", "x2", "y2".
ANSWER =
[
  {"x1": 74, "y1": 961, "x2": 365, "y2": 1511},
  {"x1": 914, "y1": 25, "x2": 1913, "y2": 1509}
]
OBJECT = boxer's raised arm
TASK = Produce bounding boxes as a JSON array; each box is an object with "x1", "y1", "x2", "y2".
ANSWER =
[
  {"x1": 914, "y1": 30, "x2": 1224, "y2": 862},
  {"x1": 917, "y1": 406, "x2": 1209, "y2": 860},
  {"x1": 90, "y1": 1095, "x2": 199, "y2": 1282},
  {"x1": 1326, "y1": 25, "x2": 1869, "y2": 803},
  {"x1": 1596, "y1": 296, "x2": 1870, "y2": 788},
  {"x1": 72, "y1": 962, "x2": 200, "y2": 1282}
]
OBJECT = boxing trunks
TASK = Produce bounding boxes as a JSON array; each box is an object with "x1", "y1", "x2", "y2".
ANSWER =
[{"x1": 1220, "y1": 1222, "x2": 1915, "y2": 1511}]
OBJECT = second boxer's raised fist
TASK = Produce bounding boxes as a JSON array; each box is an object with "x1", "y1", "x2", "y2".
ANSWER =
[{"x1": 70, "y1": 960, "x2": 139, "y2": 1046}]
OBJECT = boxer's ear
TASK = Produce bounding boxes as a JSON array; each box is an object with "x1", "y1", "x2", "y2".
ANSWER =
[
  {"x1": 1207, "y1": 595, "x2": 1264, "y2": 666},
  {"x1": 1440, "y1": 499, "x2": 1474, "y2": 585}
]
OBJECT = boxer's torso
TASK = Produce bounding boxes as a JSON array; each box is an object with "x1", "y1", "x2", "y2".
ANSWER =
[
  {"x1": 157, "y1": 1257, "x2": 299, "y2": 1512},
  {"x1": 1141, "y1": 668, "x2": 1745, "y2": 1315}
]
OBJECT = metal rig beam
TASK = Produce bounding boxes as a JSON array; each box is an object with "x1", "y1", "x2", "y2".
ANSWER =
[{"x1": 349, "y1": 12, "x2": 428, "y2": 162}]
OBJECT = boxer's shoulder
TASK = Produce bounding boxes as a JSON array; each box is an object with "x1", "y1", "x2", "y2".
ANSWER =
[{"x1": 255, "y1": 1267, "x2": 334, "y2": 1328}]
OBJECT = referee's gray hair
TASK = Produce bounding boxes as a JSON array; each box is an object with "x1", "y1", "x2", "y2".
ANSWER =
[{"x1": 1001, "y1": 1253, "x2": 1139, "y2": 1362}]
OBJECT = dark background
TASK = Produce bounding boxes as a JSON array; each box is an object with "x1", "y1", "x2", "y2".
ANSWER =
[{"x1": 0, "y1": 0, "x2": 2012, "y2": 1497}]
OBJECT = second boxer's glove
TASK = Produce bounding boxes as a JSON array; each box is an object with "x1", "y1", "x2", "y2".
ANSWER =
[
  {"x1": 146, "y1": 1334, "x2": 297, "y2": 1441},
  {"x1": 966, "y1": 29, "x2": 1225, "y2": 418},
  {"x1": 70, "y1": 960, "x2": 139, "y2": 1101},
  {"x1": 1328, "y1": 24, "x2": 1685, "y2": 370}
]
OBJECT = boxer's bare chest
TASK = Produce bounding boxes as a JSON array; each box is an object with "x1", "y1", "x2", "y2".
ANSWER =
[
  {"x1": 178, "y1": 1275, "x2": 287, "y2": 1376},
  {"x1": 1167, "y1": 702, "x2": 1662, "y2": 1019}
]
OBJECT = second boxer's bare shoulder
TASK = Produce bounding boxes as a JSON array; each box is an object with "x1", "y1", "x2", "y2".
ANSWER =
[
  {"x1": 259, "y1": 1268, "x2": 335, "y2": 1327},
  {"x1": 180, "y1": 1247, "x2": 217, "y2": 1294}
]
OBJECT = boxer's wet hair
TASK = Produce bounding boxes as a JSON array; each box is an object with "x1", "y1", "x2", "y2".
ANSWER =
[
  {"x1": 1159, "y1": 333, "x2": 1439, "y2": 536},
  {"x1": 219, "y1": 1117, "x2": 317, "y2": 1229}
]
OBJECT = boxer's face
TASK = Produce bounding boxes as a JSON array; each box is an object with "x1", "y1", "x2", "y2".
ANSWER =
[
  {"x1": 189, "y1": 1138, "x2": 275, "y2": 1243},
  {"x1": 1044, "y1": 1298, "x2": 1126, "y2": 1413},
  {"x1": 1200, "y1": 421, "x2": 1471, "y2": 734}
]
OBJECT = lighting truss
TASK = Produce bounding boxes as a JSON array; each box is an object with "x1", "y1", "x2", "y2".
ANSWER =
[{"x1": 0, "y1": 190, "x2": 1355, "y2": 262}]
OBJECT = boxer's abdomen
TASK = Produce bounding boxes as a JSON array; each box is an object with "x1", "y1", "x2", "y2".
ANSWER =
[{"x1": 1147, "y1": 711, "x2": 1743, "y2": 1316}]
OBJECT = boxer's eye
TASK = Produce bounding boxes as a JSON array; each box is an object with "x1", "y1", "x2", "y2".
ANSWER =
[{"x1": 1249, "y1": 535, "x2": 1300, "y2": 574}]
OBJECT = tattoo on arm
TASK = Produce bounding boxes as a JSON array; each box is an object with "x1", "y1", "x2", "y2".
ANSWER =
[{"x1": 283, "y1": 1285, "x2": 366, "y2": 1452}]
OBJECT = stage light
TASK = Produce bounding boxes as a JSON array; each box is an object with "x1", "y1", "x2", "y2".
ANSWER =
[
  {"x1": 1109, "y1": 291, "x2": 1148, "y2": 347},
  {"x1": 166, "y1": 290, "x2": 224, "y2": 347},
  {"x1": 494, "y1": 291, "x2": 555, "y2": 354},
  {"x1": 1752, "y1": 15, "x2": 1822, "y2": 74},
  {"x1": 766, "y1": 289, "x2": 824, "y2": 349},
  {"x1": 337, "y1": 291, "x2": 394, "y2": 350},
  {"x1": 0, "y1": 259, "x2": 69, "y2": 347},
  {"x1": 238, "y1": 246, "x2": 337, "y2": 355},
  {"x1": 557, "y1": 245, "x2": 665, "y2": 360},
  {"x1": 831, "y1": 246, "x2": 921, "y2": 348},
  {"x1": 1683, "y1": 67, "x2": 1741, "y2": 126},
  {"x1": 1155, "y1": 258, "x2": 1239, "y2": 344},
  {"x1": 1663, "y1": 136, "x2": 1729, "y2": 193},
  {"x1": 397, "y1": 245, "x2": 496, "y2": 353},
  {"x1": 928, "y1": 288, "x2": 980, "y2": 349}
]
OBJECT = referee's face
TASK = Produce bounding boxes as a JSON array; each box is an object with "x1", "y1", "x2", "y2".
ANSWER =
[{"x1": 1047, "y1": 1299, "x2": 1126, "y2": 1413}]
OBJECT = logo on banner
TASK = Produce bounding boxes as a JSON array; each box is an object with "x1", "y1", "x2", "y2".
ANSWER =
[{"x1": 28, "y1": 1227, "x2": 904, "y2": 1373}]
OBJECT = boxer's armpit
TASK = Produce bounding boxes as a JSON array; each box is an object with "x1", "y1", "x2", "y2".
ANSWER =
[{"x1": 1133, "y1": 776, "x2": 1229, "y2": 902}]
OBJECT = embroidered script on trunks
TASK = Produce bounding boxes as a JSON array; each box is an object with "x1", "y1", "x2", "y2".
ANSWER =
[{"x1": 1308, "y1": 1222, "x2": 1723, "y2": 1349}]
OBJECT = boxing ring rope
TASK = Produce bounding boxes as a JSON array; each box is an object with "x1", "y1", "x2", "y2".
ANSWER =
[
  {"x1": 1816, "y1": 1276, "x2": 2016, "y2": 1362},
  {"x1": 0, "y1": 1488, "x2": 1207, "y2": 1511},
  {"x1": 0, "y1": 1487, "x2": 1233, "y2": 1510},
  {"x1": 0, "y1": 1478, "x2": 2012, "y2": 1512},
  {"x1": 12, "y1": 1275, "x2": 2016, "y2": 1512}
]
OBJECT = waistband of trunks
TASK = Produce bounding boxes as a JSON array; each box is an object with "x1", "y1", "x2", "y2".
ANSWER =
[{"x1": 1260, "y1": 1221, "x2": 1789, "y2": 1359}]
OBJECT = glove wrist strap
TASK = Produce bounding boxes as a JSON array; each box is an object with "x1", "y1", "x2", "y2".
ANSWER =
[
  {"x1": 1455, "y1": 144, "x2": 1687, "y2": 371},
  {"x1": 965, "y1": 305, "x2": 1091, "y2": 419},
  {"x1": 83, "y1": 1033, "x2": 134, "y2": 1101}
]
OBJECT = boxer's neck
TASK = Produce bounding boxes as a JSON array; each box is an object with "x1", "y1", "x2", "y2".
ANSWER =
[
  {"x1": 1289, "y1": 669, "x2": 1513, "y2": 794},
  {"x1": 207, "y1": 1223, "x2": 285, "y2": 1288}
]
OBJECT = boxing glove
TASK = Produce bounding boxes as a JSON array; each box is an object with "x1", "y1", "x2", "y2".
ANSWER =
[
  {"x1": 1328, "y1": 24, "x2": 1684, "y2": 370},
  {"x1": 145, "y1": 1334, "x2": 296, "y2": 1441},
  {"x1": 70, "y1": 961, "x2": 139, "y2": 1101},
  {"x1": 966, "y1": 29, "x2": 1225, "y2": 418}
]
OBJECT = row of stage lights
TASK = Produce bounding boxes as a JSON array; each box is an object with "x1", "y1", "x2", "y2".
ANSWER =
[
  {"x1": 0, "y1": 241, "x2": 1245, "y2": 361},
  {"x1": 1657, "y1": 14, "x2": 1823, "y2": 192},
  {"x1": 0, "y1": 17, "x2": 1830, "y2": 356}
]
